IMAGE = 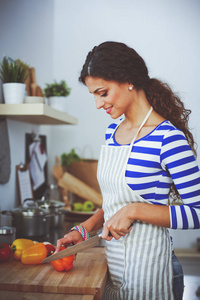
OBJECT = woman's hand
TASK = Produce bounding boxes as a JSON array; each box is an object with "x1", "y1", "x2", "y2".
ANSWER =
[
  {"x1": 55, "y1": 230, "x2": 83, "y2": 253},
  {"x1": 101, "y1": 204, "x2": 135, "y2": 240},
  {"x1": 101, "y1": 203, "x2": 171, "y2": 241},
  {"x1": 55, "y1": 209, "x2": 105, "y2": 253}
]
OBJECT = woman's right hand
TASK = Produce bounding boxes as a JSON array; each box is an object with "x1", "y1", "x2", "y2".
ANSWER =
[{"x1": 55, "y1": 230, "x2": 83, "y2": 253}]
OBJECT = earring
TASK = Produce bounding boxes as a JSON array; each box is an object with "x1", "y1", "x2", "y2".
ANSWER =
[{"x1": 128, "y1": 85, "x2": 134, "y2": 91}]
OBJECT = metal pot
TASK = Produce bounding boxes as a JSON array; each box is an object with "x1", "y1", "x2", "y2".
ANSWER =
[
  {"x1": 49, "y1": 210, "x2": 65, "y2": 228},
  {"x1": 1, "y1": 199, "x2": 52, "y2": 238},
  {"x1": 36, "y1": 199, "x2": 65, "y2": 228},
  {"x1": 0, "y1": 226, "x2": 16, "y2": 244}
]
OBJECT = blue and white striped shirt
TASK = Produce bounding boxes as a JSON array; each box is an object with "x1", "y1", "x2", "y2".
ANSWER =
[{"x1": 105, "y1": 120, "x2": 200, "y2": 230}]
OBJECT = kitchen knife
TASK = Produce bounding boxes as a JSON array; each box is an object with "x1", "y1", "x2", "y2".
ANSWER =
[{"x1": 42, "y1": 234, "x2": 102, "y2": 263}]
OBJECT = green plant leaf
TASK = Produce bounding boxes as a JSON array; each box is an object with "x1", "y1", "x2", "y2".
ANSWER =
[
  {"x1": 44, "y1": 80, "x2": 71, "y2": 97},
  {"x1": 61, "y1": 149, "x2": 81, "y2": 167},
  {"x1": 0, "y1": 57, "x2": 29, "y2": 83}
]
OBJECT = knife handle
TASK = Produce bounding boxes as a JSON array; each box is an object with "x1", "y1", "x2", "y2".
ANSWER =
[{"x1": 108, "y1": 222, "x2": 134, "y2": 237}]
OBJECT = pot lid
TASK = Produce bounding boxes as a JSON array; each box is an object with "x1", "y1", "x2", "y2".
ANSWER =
[
  {"x1": 11, "y1": 206, "x2": 47, "y2": 216},
  {"x1": 37, "y1": 199, "x2": 65, "y2": 209}
]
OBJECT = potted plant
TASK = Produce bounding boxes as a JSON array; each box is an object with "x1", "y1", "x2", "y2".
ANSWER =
[
  {"x1": 44, "y1": 80, "x2": 71, "y2": 111},
  {"x1": 0, "y1": 57, "x2": 29, "y2": 104}
]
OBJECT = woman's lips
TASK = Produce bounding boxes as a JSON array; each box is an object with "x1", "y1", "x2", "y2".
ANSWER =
[{"x1": 106, "y1": 107, "x2": 112, "y2": 114}]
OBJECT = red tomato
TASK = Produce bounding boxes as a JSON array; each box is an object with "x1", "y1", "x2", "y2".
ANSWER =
[
  {"x1": 50, "y1": 246, "x2": 75, "y2": 272},
  {"x1": 44, "y1": 243, "x2": 55, "y2": 256},
  {"x1": 0, "y1": 243, "x2": 12, "y2": 262}
]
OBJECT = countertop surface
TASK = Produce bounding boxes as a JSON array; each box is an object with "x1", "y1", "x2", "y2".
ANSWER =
[
  {"x1": 174, "y1": 248, "x2": 200, "y2": 258},
  {"x1": 0, "y1": 247, "x2": 107, "y2": 300},
  {"x1": 1, "y1": 216, "x2": 199, "y2": 300}
]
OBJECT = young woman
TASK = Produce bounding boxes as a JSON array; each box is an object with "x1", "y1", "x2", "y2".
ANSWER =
[{"x1": 56, "y1": 42, "x2": 200, "y2": 300}]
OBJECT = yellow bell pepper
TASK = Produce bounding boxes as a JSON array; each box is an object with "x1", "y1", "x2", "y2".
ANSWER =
[
  {"x1": 21, "y1": 242, "x2": 47, "y2": 265},
  {"x1": 11, "y1": 238, "x2": 34, "y2": 261}
]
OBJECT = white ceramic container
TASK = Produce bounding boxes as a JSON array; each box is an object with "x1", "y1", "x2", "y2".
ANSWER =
[
  {"x1": 3, "y1": 83, "x2": 26, "y2": 104},
  {"x1": 47, "y1": 96, "x2": 68, "y2": 112}
]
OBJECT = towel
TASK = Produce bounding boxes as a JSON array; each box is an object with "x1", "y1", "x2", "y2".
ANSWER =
[{"x1": 0, "y1": 117, "x2": 11, "y2": 183}]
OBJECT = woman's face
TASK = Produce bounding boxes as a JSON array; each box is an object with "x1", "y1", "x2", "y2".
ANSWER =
[{"x1": 85, "y1": 76, "x2": 134, "y2": 119}]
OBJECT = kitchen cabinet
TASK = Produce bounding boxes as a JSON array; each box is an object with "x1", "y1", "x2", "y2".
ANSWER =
[{"x1": 0, "y1": 104, "x2": 78, "y2": 125}]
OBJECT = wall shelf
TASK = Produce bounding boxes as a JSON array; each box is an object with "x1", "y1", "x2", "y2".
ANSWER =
[{"x1": 0, "y1": 104, "x2": 78, "y2": 125}]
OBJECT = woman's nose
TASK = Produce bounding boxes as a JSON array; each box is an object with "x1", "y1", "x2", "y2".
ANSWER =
[{"x1": 95, "y1": 97, "x2": 104, "y2": 109}]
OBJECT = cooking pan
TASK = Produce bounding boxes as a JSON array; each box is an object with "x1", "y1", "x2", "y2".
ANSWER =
[
  {"x1": 1, "y1": 199, "x2": 52, "y2": 238},
  {"x1": 35, "y1": 198, "x2": 66, "y2": 228}
]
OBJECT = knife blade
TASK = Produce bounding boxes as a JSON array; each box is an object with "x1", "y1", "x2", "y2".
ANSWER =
[{"x1": 42, "y1": 234, "x2": 102, "y2": 263}]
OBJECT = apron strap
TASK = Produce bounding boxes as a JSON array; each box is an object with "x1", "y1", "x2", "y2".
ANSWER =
[
  {"x1": 125, "y1": 106, "x2": 153, "y2": 167},
  {"x1": 130, "y1": 106, "x2": 153, "y2": 147},
  {"x1": 110, "y1": 106, "x2": 153, "y2": 171}
]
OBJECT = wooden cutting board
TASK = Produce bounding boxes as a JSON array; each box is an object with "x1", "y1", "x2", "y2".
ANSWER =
[
  {"x1": 58, "y1": 172, "x2": 103, "y2": 207},
  {"x1": 0, "y1": 248, "x2": 107, "y2": 300}
]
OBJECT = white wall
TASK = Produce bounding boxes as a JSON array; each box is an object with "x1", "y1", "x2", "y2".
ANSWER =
[
  {"x1": 0, "y1": 0, "x2": 200, "y2": 248},
  {"x1": 47, "y1": 0, "x2": 200, "y2": 179},
  {"x1": 0, "y1": 0, "x2": 55, "y2": 225}
]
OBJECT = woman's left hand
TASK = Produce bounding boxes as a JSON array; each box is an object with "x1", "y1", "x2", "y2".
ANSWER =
[{"x1": 101, "y1": 204, "x2": 135, "y2": 240}]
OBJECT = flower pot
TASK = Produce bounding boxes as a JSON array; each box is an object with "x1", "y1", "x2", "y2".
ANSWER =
[
  {"x1": 3, "y1": 83, "x2": 26, "y2": 104},
  {"x1": 47, "y1": 96, "x2": 68, "y2": 112}
]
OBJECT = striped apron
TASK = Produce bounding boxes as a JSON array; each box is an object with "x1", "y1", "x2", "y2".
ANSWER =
[{"x1": 97, "y1": 108, "x2": 174, "y2": 300}]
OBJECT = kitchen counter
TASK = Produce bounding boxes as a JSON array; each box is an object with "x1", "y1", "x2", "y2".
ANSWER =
[
  {"x1": 0, "y1": 216, "x2": 107, "y2": 299},
  {"x1": 0, "y1": 248, "x2": 107, "y2": 300},
  {"x1": 174, "y1": 248, "x2": 200, "y2": 259},
  {"x1": 0, "y1": 292, "x2": 95, "y2": 300},
  {"x1": 4, "y1": 217, "x2": 199, "y2": 300},
  {"x1": 174, "y1": 249, "x2": 200, "y2": 299}
]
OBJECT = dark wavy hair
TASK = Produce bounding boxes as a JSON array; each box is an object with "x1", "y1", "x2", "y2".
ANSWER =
[{"x1": 79, "y1": 41, "x2": 196, "y2": 201}]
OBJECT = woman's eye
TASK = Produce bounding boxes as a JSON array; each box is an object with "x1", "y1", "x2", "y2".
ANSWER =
[{"x1": 101, "y1": 91, "x2": 107, "y2": 97}]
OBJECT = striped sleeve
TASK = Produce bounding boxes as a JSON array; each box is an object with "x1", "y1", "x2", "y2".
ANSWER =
[
  {"x1": 161, "y1": 129, "x2": 200, "y2": 229},
  {"x1": 105, "y1": 122, "x2": 118, "y2": 145}
]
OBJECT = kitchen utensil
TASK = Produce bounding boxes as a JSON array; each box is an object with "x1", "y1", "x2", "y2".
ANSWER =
[
  {"x1": 36, "y1": 86, "x2": 44, "y2": 97},
  {"x1": 58, "y1": 172, "x2": 103, "y2": 207},
  {"x1": 52, "y1": 157, "x2": 69, "y2": 204},
  {"x1": 30, "y1": 83, "x2": 37, "y2": 96},
  {"x1": 0, "y1": 226, "x2": 16, "y2": 244},
  {"x1": 69, "y1": 159, "x2": 101, "y2": 194},
  {"x1": 0, "y1": 207, "x2": 16, "y2": 244},
  {"x1": 52, "y1": 156, "x2": 64, "y2": 181},
  {"x1": 30, "y1": 67, "x2": 36, "y2": 84},
  {"x1": 30, "y1": 67, "x2": 37, "y2": 96},
  {"x1": 24, "y1": 67, "x2": 31, "y2": 96},
  {"x1": 42, "y1": 234, "x2": 102, "y2": 263},
  {"x1": 1, "y1": 199, "x2": 52, "y2": 238},
  {"x1": 36, "y1": 198, "x2": 65, "y2": 228}
]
